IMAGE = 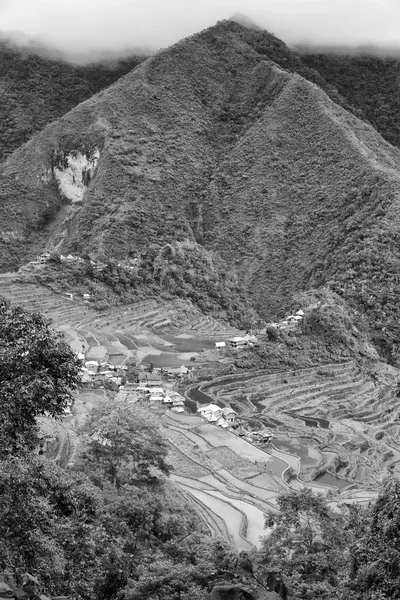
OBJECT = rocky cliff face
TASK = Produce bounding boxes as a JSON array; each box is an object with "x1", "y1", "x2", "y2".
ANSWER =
[{"x1": 52, "y1": 147, "x2": 100, "y2": 203}]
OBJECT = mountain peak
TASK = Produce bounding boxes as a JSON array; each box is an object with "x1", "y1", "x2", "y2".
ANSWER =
[{"x1": 228, "y1": 13, "x2": 262, "y2": 31}]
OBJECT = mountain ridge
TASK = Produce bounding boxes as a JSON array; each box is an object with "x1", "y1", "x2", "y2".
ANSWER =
[{"x1": 2, "y1": 19, "x2": 400, "y2": 360}]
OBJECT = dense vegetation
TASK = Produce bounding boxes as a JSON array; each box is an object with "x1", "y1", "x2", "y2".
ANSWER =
[
  {"x1": 0, "y1": 298, "x2": 81, "y2": 457},
  {"x1": 35, "y1": 242, "x2": 259, "y2": 327},
  {"x1": 0, "y1": 41, "x2": 145, "y2": 163},
  {"x1": 225, "y1": 288, "x2": 381, "y2": 378},
  {"x1": 2, "y1": 301, "x2": 400, "y2": 600},
  {"x1": 301, "y1": 51, "x2": 400, "y2": 150},
  {"x1": 257, "y1": 483, "x2": 400, "y2": 600}
]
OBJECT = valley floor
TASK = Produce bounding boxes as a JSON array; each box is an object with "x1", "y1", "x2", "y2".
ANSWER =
[{"x1": 0, "y1": 275, "x2": 392, "y2": 549}]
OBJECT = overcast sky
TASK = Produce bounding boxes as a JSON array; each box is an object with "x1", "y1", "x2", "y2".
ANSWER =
[{"x1": 0, "y1": 0, "x2": 399, "y2": 59}]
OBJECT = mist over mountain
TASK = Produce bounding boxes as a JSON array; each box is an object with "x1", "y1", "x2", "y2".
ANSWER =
[
  {"x1": 2, "y1": 18, "x2": 400, "y2": 362},
  {"x1": 2, "y1": 0, "x2": 400, "y2": 58}
]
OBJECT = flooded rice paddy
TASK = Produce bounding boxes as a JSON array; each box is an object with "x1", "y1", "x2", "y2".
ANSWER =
[
  {"x1": 108, "y1": 353, "x2": 126, "y2": 366},
  {"x1": 272, "y1": 438, "x2": 321, "y2": 468},
  {"x1": 287, "y1": 412, "x2": 331, "y2": 429},
  {"x1": 314, "y1": 472, "x2": 351, "y2": 489},
  {"x1": 142, "y1": 353, "x2": 195, "y2": 367},
  {"x1": 114, "y1": 333, "x2": 137, "y2": 351},
  {"x1": 181, "y1": 486, "x2": 252, "y2": 551},
  {"x1": 187, "y1": 386, "x2": 215, "y2": 405}
]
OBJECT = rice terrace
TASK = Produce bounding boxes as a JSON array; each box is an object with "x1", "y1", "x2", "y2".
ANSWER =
[{"x1": 0, "y1": 272, "x2": 389, "y2": 550}]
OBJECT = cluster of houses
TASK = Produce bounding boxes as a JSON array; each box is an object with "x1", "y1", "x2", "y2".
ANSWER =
[
  {"x1": 80, "y1": 357, "x2": 127, "y2": 390},
  {"x1": 79, "y1": 352, "x2": 195, "y2": 393},
  {"x1": 19, "y1": 251, "x2": 140, "y2": 276},
  {"x1": 214, "y1": 333, "x2": 258, "y2": 351},
  {"x1": 195, "y1": 404, "x2": 275, "y2": 443},
  {"x1": 78, "y1": 351, "x2": 189, "y2": 413},
  {"x1": 58, "y1": 254, "x2": 139, "y2": 273},
  {"x1": 136, "y1": 386, "x2": 186, "y2": 412},
  {"x1": 197, "y1": 403, "x2": 237, "y2": 428},
  {"x1": 272, "y1": 309, "x2": 305, "y2": 331},
  {"x1": 241, "y1": 429, "x2": 274, "y2": 445}
]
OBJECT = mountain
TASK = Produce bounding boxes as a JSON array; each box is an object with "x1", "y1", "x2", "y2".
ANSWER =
[
  {"x1": 2, "y1": 19, "x2": 400, "y2": 360},
  {"x1": 299, "y1": 50, "x2": 400, "y2": 150},
  {"x1": 0, "y1": 39, "x2": 146, "y2": 163}
]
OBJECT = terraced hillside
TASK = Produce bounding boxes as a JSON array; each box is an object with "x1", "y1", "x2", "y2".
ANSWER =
[
  {"x1": 158, "y1": 406, "x2": 378, "y2": 548},
  {"x1": 0, "y1": 274, "x2": 384, "y2": 548},
  {"x1": 0, "y1": 276, "x2": 237, "y2": 333},
  {"x1": 193, "y1": 361, "x2": 400, "y2": 487}
]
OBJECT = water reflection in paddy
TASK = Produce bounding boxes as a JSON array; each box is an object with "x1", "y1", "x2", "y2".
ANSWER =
[
  {"x1": 287, "y1": 412, "x2": 330, "y2": 430},
  {"x1": 142, "y1": 354, "x2": 195, "y2": 367},
  {"x1": 108, "y1": 354, "x2": 126, "y2": 366},
  {"x1": 160, "y1": 335, "x2": 216, "y2": 352},
  {"x1": 81, "y1": 331, "x2": 99, "y2": 347},
  {"x1": 314, "y1": 472, "x2": 351, "y2": 489},
  {"x1": 272, "y1": 438, "x2": 320, "y2": 467},
  {"x1": 114, "y1": 333, "x2": 137, "y2": 351},
  {"x1": 188, "y1": 386, "x2": 217, "y2": 405}
]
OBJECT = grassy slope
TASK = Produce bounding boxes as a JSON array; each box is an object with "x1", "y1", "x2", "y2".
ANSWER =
[{"x1": 2, "y1": 21, "x2": 400, "y2": 360}]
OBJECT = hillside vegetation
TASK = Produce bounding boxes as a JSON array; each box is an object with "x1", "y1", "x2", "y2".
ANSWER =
[
  {"x1": 301, "y1": 51, "x2": 400, "y2": 150},
  {"x1": 0, "y1": 41, "x2": 145, "y2": 163},
  {"x1": 2, "y1": 20, "x2": 400, "y2": 362}
]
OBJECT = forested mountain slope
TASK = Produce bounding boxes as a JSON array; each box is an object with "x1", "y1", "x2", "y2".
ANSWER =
[
  {"x1": 0, "y1": 40, "x2": 145, "y2": 162},
  {"x1": 301, "y1": 51, "x2": 400, "y2": 150},
  {"x1": 2, "y1": 20, "x2": 400, "y2": 360}
]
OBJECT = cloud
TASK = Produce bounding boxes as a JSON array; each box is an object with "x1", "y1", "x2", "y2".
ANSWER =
[{"x1": 0, "y1": 0, "x2": 399, "y2": 59}]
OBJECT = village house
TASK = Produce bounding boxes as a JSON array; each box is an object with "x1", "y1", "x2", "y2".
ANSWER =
[
  {"x1": 198, "y1": 404, "x2": 223, "y2": 422},
  {"x1": 164, "y1": 364, "x2": 191, "y2": 381},
  {"x1": 148, "y1": 393, "x2": 164, "y2": 407},
  {"x1": 135, "y1": 385, "x2": 150, "y2": 398},
  {"x1": 227, "y1": 336, "x2": 249, "y2": 349},
  {"x1": 282, "y1": 309, "x2": 304, "y2": 326},
  {"x1": 245, "y1": 430, "x2": 274, "y2": 445},
  {"x1": 286, "y1": 315, "x2": 303, "y2": 325},
  {"x1": 85, "y1": 360, "x2": 99, "y2": 373},
  {"x1": 221, "y1": 406, "x2": 237, "y2": 424},
  {"x1": 227, "y1": 334, "x2": 258, "y2": 349},
  {"x1": 215, "y1": 341, "x2": 226, "y2": 350},
  {"x1": 138, "y1": 372, "x2": 163, "y2": 386},
  {"x1": 146, "y1": 387, "x2": 164, "y2": 397},
  {"x1": 169, "y1": 391, "x2": 185, "y2": 412}
]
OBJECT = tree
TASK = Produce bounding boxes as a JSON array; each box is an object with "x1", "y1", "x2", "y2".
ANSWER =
[
  {"x1": 78, "y1": 401, "x2": 171, "y2": 487},
  {"x1": 0, "y1": 298, "x2": 81, "y2": 458},
  {"x1": 0, "y1": 455, "x2": 102, "y2": 594},
  {"x1": 348, "y1": 477, "x2": 400, "y2": 600},
  {"x1": 257, "y1": 489, "x2": 350, "y2": 600}
]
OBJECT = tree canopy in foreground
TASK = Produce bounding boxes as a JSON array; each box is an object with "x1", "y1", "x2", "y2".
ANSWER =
[{"x1": 0, "y1": 297, "x2": 81, "y2": 458}]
